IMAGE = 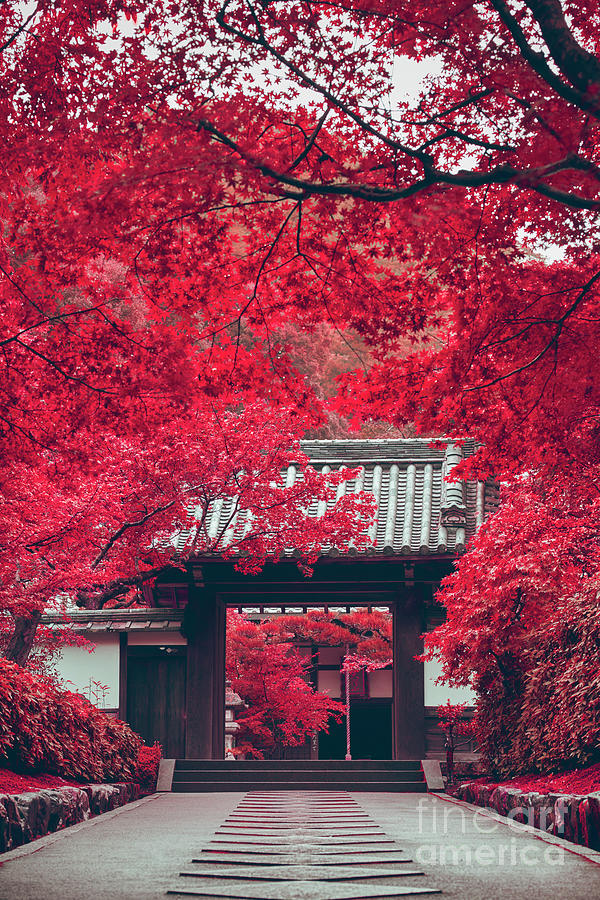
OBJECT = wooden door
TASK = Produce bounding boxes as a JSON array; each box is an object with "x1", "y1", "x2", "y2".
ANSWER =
[
  {"x1": 126, "y1": 646, "x2": 186, "y2": 758},
  {"x1": 318, "y1": 701, "x2": 392, "y2": 760}
]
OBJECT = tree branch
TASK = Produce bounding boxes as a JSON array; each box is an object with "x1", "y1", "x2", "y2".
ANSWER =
[
  {"x1": 489, "y1": 0, "x2": 600, "y2": 117},
  {"x1": 526, "y1": 0, "x2": 600, "y2": 95},
  {"x1": 76, "y1": 565, "x2": 167, "y2": 609},
  {"x1": 464, "y1": 268, "x2": 600, "y2": 392},
  {"x1": 91, "y1": 501, "x2": 176, "y2": 569},
  {"x1": 197, "y1": 116, "x2": 600, "y2": 209}
]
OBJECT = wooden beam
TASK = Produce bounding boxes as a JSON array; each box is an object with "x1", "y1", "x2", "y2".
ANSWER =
[{"x1": 118, "y1": 632, "x2": 127, "y2": 721}]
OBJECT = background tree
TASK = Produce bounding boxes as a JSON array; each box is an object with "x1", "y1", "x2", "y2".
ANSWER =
[
  {"x1": 1, "y1": 386, "x2": 374, "y2": 664},
  {"x1": 425, "y1": 479, "x2": 600, "y2": 774},
  {"x1": 264, "y1": 608, "x2": 392, "y2": 668},
  {"x1": 226, "y1": 608, "x2": 392, "y2": 755},
  {"x1": 226, "y1": 611, "x2": 345, "y2": 755}
]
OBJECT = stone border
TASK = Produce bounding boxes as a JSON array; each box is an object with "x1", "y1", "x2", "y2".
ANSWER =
[
  {"x1": 0, "y1": 782, "x2": 141, "y2": 853},
  {"x1": 449, "y1": 780, "x2": 600, "y2": 852},
  {"x1": 437, "y1": 792, "x2": 600, "y2": 867},
  {"x1": 421, "y1": 759, "x2": 445, "y2": 791},
  {"x1": 156, "y1": 758, "x2": 175, "y2": 791}
]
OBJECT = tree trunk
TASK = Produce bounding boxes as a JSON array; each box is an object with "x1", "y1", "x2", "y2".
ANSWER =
[{"x1": 3, "y1": 611, "x2": 42, "y2": 666}]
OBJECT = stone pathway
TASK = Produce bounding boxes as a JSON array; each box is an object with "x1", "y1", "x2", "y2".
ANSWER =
[
  {"x1": 1, "y1": 791, "x2": 600, "y2": 899},
  {"x1": 166, "y1": 791, "x2": 440, "y2": 898}
]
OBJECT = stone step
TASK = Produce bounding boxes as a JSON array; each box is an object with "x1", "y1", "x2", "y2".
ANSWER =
[
  {"x1": 172, "y1": 758, "x2": 427, "y2": 792},
  {"x1": 173, "y1": 770, "x2": 423, "y2": 782},
  {"x1": 172, "y1": 780, "x2": 428, "y2": 792},
  {"x1": 175, "y1": 759, "x2": 423, "y2": 770}
]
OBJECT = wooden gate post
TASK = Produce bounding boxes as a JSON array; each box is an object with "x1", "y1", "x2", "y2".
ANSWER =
[
  {"x1": 183, "y1": 584, "x2": 225, "y2": 759},
  {"x1": 393, "y1": 589, "x2": 425, "y2": 759}
]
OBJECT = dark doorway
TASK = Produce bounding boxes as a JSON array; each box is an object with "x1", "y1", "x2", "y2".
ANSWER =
[
  {"x1": 126, "y1": 646, "x2": 186, "y2": 758},
  {"x1": 318, "y1": 700, "x2": 393, "y2": 759}
]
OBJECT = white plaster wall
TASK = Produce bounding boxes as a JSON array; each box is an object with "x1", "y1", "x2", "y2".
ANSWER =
[
  {"x1": 424, "y1": 655, "x2": 477, "y2": 706},
  {"x1": 368, "y1": 669, "x2": 392, "y2": 698},
  {"x1": 54, "y1": 635, "x2": 120, "y2": 709}
]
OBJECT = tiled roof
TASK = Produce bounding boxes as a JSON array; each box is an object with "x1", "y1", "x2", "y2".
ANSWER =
[
  {"x1": 42, "y1": 608, "x2": 184, "y2": 631},
  {"x1": 177, "y1": 438, "x2": 498, "y2": 559}
]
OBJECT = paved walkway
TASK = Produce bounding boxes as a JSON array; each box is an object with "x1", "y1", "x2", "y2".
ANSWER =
[{"x1": 1, "y1": 791, "x2": 599, "y2": 899}]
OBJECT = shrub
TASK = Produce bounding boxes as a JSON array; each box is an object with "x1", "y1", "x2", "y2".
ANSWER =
[
  {"x1": 465, "y1": 583, "x2": 600, "y2": 777},
  {"x1": 512, "y1": 586, "x2": 600, "y2": 773},
  {"x1": 0, "y1": 658, "x2": 141, "y2": 782},
  {"x1": 135, "y1": 742, "x2": 162, "y2": 793}
]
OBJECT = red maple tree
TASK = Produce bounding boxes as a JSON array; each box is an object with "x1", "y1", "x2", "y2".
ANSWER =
[
  {"x1": 424, "y1": 481, "x2": 600, "y2": 774},
  {"x1": 1, "y1": 386, "x2": 374, "y2": 663}
]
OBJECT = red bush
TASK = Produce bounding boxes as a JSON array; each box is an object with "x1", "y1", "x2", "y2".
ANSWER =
[
  {"x1": 464, "y1": 762, "x2": 600, "y2": 796},
  {"x1": 437, "y1": 702, "x2": 474, "y2": 737},
  {"x1": 135, "y1": 742, "x2": 162, "y2": 793},
  {"x1": 0, "y1": 659, "x2": 141, "y2": 782}
]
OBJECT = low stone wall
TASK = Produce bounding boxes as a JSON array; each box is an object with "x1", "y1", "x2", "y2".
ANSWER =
[
  {"x1": 0, "y1": 782, "x2": 141, "y2": 853},
  {"x1": 451, "y1": 781, "x2": 600, "y2": 850}
]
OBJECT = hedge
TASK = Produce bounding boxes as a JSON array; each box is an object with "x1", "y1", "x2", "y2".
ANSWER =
[{"x1": 0, "y1": 659, "x2": 141, "y2": 782}]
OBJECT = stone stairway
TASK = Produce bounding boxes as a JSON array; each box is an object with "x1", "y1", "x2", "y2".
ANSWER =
[{"x1": 171, "y1": 760, "x2": 427, "y2": 792}]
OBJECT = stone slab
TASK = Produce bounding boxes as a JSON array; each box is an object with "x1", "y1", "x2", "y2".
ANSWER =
[
  {"x1": 239, "y1": 800, "x2": 353, "y2": 805},
  {"x1": 231, "y1": 813, "x2": 363, "y2": 818},
  {"x1": 192, "y1": 852, "x2": 412, "y2": 867},
  {"x1": 215, "y1": 832, "x2": 385, "y2": 841},
  {"x1": 420, "y1": 761, "x2": 444, "y2": 793},
  {"x1": 236, "y1": 799, "x2": 359, "y2": 803},
  {"x1": 220, "y1": 823, "x2": 378, "y2": 830},
  {"x1": 234, "y1": 807, "x2": 361, "y2": 813},
  {"x1": 181, "y1": 865, "x2": 425, "y2": 881},
  {"x1": 224, "y1": 822, "x2": 370, "y2": 828},
  {"x1": 226, "y1": 814, "x2": 369, "y2": 820},
  {"x1": 234, "y1": 803, "x2": 361, "y2": 808},
  {"x1": 192, "y1": 853, "x2": 413, "y2": 865},
  {"x1": 237, "y1": 800, "x2": 357, "y2": 804},
  {"x1": 217, "y1": 826, "x2": 382, "y2": 832},
  {"x1": 243, "y1": 800, "x2": 351, "y2": 805},
  {"x1": 167, "y1": 881, "x2": 440, "y2": 898},
  {"x1": 157, "y1": 759, "x2": 176, "y2": 792},
  {"x1": 234, "y1": 809, "x2": 362, "y2": 814},
  {"x1": 209, "y1": 837, "x2": 395, "y2": 847},
  {"x1": 226, "y1": 818, "x2": 369, "y2": 823}
]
